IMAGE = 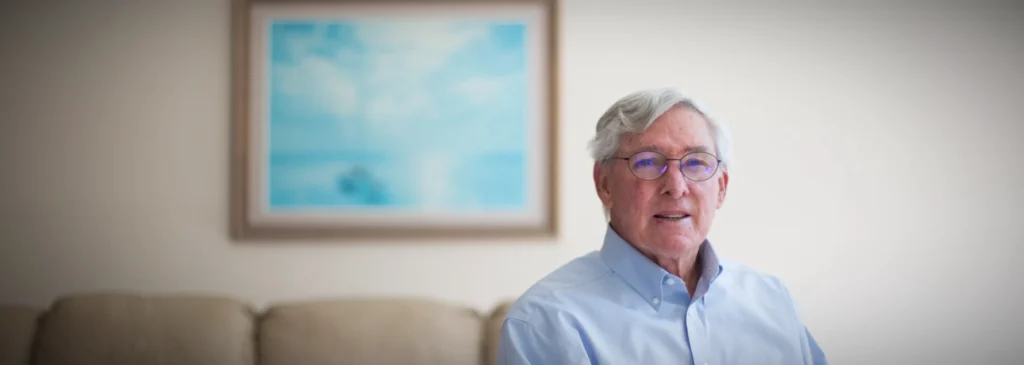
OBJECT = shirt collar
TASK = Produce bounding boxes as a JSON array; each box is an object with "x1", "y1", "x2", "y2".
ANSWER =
[{"x1": 599, "y1": 224, "x2": 724, "y2": 308}]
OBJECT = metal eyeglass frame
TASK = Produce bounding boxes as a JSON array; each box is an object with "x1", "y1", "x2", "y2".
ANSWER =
[{"x1": 610, "y1": 151, "x2": 722, "y2": 182}]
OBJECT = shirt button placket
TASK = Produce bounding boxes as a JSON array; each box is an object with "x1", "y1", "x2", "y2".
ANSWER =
[{"x1": 686, "y1": 307, "x2": 706, "y2": 365}]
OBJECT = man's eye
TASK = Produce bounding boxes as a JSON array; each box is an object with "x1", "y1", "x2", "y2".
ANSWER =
[
  {"x1": 684, "y1": 159, "x2": 708, "y2": 167},
  {"x1": 636, "y1": 159, "x2": 657, "y2": 167}
]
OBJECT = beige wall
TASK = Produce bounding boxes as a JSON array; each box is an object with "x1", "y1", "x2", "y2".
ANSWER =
[{"x1": 2, "y1": 0, "x2": 1023, "y2": 363}]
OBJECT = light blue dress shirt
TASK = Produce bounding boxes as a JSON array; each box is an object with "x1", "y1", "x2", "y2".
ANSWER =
[{"x1": 497, "y1": 225, "x2": 827, "y2": 365}]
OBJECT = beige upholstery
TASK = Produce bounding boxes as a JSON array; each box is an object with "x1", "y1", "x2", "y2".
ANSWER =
[
  {"x1": 31, "y1": 293, "x2": 255, "y2": 365},
  {"x1": 486, "y1": 302, "x2": 513, "y2": 365},
  {"x1": 0, "y1": 306, "x2": 41, "y2": 365},
  {"x1": 0, "y1": 292, "x2": 516, "y2": 365},
  {"x1": 260, "y1": 299, "x2": 483, "y2": 365}
]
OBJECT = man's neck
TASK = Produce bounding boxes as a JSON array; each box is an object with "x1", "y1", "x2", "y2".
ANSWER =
[
  {"x1": 645, "y1": 246, "x2": 703, "y2": 298},
  {"x1": 607, "y1": 223, "x2": 706, "y2": 297}
]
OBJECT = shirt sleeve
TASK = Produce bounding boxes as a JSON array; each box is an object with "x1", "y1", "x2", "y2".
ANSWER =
[
  {"x1": 777, "y1": 280, "x2": 829, "y2": 365},
  {"x1": 496, "y1": 317, "x2": 592, "y2": 365},
  {"x1": 805, "y1": 327, "x2": 828, "y2": 365}
]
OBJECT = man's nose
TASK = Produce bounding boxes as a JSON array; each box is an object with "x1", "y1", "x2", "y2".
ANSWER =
[{"x1": 660, "y1": 162, "x2": 690, "y2": 198}]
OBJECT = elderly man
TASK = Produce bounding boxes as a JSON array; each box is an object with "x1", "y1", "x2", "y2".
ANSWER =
[{"x1": 496, "y1": 88, "x2": 827, "y2": 365}]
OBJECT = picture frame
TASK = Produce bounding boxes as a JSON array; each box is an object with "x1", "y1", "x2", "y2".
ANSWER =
[{"x1": 230, "y1": 0, "x2": 559, "y2": 240}]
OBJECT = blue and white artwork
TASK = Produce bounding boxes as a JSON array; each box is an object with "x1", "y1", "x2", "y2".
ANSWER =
[
  {"x1": 237, "y1": 2, "x2": 554, "y2": 237},
  {"x1": 264, "y1": 18, "x2": 533, "y2": 214}
]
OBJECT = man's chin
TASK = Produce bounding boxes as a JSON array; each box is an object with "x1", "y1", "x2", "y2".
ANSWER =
[
  {"x1": 642, "y1": 236, "x2": 699, "y2": 258},
  {"x1": 649, "y1": 225, "x2": 696, "y2": 241}
]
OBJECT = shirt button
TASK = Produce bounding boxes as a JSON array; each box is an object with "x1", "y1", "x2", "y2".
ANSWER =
[
  {"x1": 652, "y1": 297, "x2": 660, "y2": 305},
  {"x1": 665, "y1": 278, "x2": 675, "y2": 285}
]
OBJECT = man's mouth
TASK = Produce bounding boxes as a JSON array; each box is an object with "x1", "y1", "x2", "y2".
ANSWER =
[{"x1": 654, "y1": 213, "x2": 690, "y2": 220}]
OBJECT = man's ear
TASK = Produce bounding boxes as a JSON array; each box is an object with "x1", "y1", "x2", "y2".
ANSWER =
[
  {"x1": 594, "y1": 162, "x2": 612, "y2": 208},
  {"x1": 716, "y1": 169, "x2": 729, "y2": 209}
]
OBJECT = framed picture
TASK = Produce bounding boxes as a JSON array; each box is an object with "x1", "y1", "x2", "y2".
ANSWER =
[{"x1": 230, "y1": 0, "x2": 559, "y2": 239}]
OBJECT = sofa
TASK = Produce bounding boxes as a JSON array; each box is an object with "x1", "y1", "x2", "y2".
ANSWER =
[{"x1": 0, "y1": 292, "x2": 515, "y2": 365}]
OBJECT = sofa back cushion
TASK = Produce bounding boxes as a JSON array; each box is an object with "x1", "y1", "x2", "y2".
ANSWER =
[
  {"x1": 0, "y1": 306, "x2": 41, "y2": 365},
  {"x1": 485, "y1": 302, "x2": 512, "y2": 365},
  {"x1": 31, "y1": 293, "x2": 255, "y2": 365},
  {"x1": 259, "y1": 299, "x2": 483, "y2": 365}
]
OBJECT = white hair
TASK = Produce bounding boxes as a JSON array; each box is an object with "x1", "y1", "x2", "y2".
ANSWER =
[{"x1": 588, "y1": 87, "x2": 734, "y2": 171}]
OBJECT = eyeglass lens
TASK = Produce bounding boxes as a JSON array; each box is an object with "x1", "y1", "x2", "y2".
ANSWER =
[{"x1": 628, "y1": 151, "x2": 718, "y2": 181}]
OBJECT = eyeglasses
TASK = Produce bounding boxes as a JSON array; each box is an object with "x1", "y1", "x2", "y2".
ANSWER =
[{"x1": 611, "y1": 151, "x2": 721, "y2": 181}]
